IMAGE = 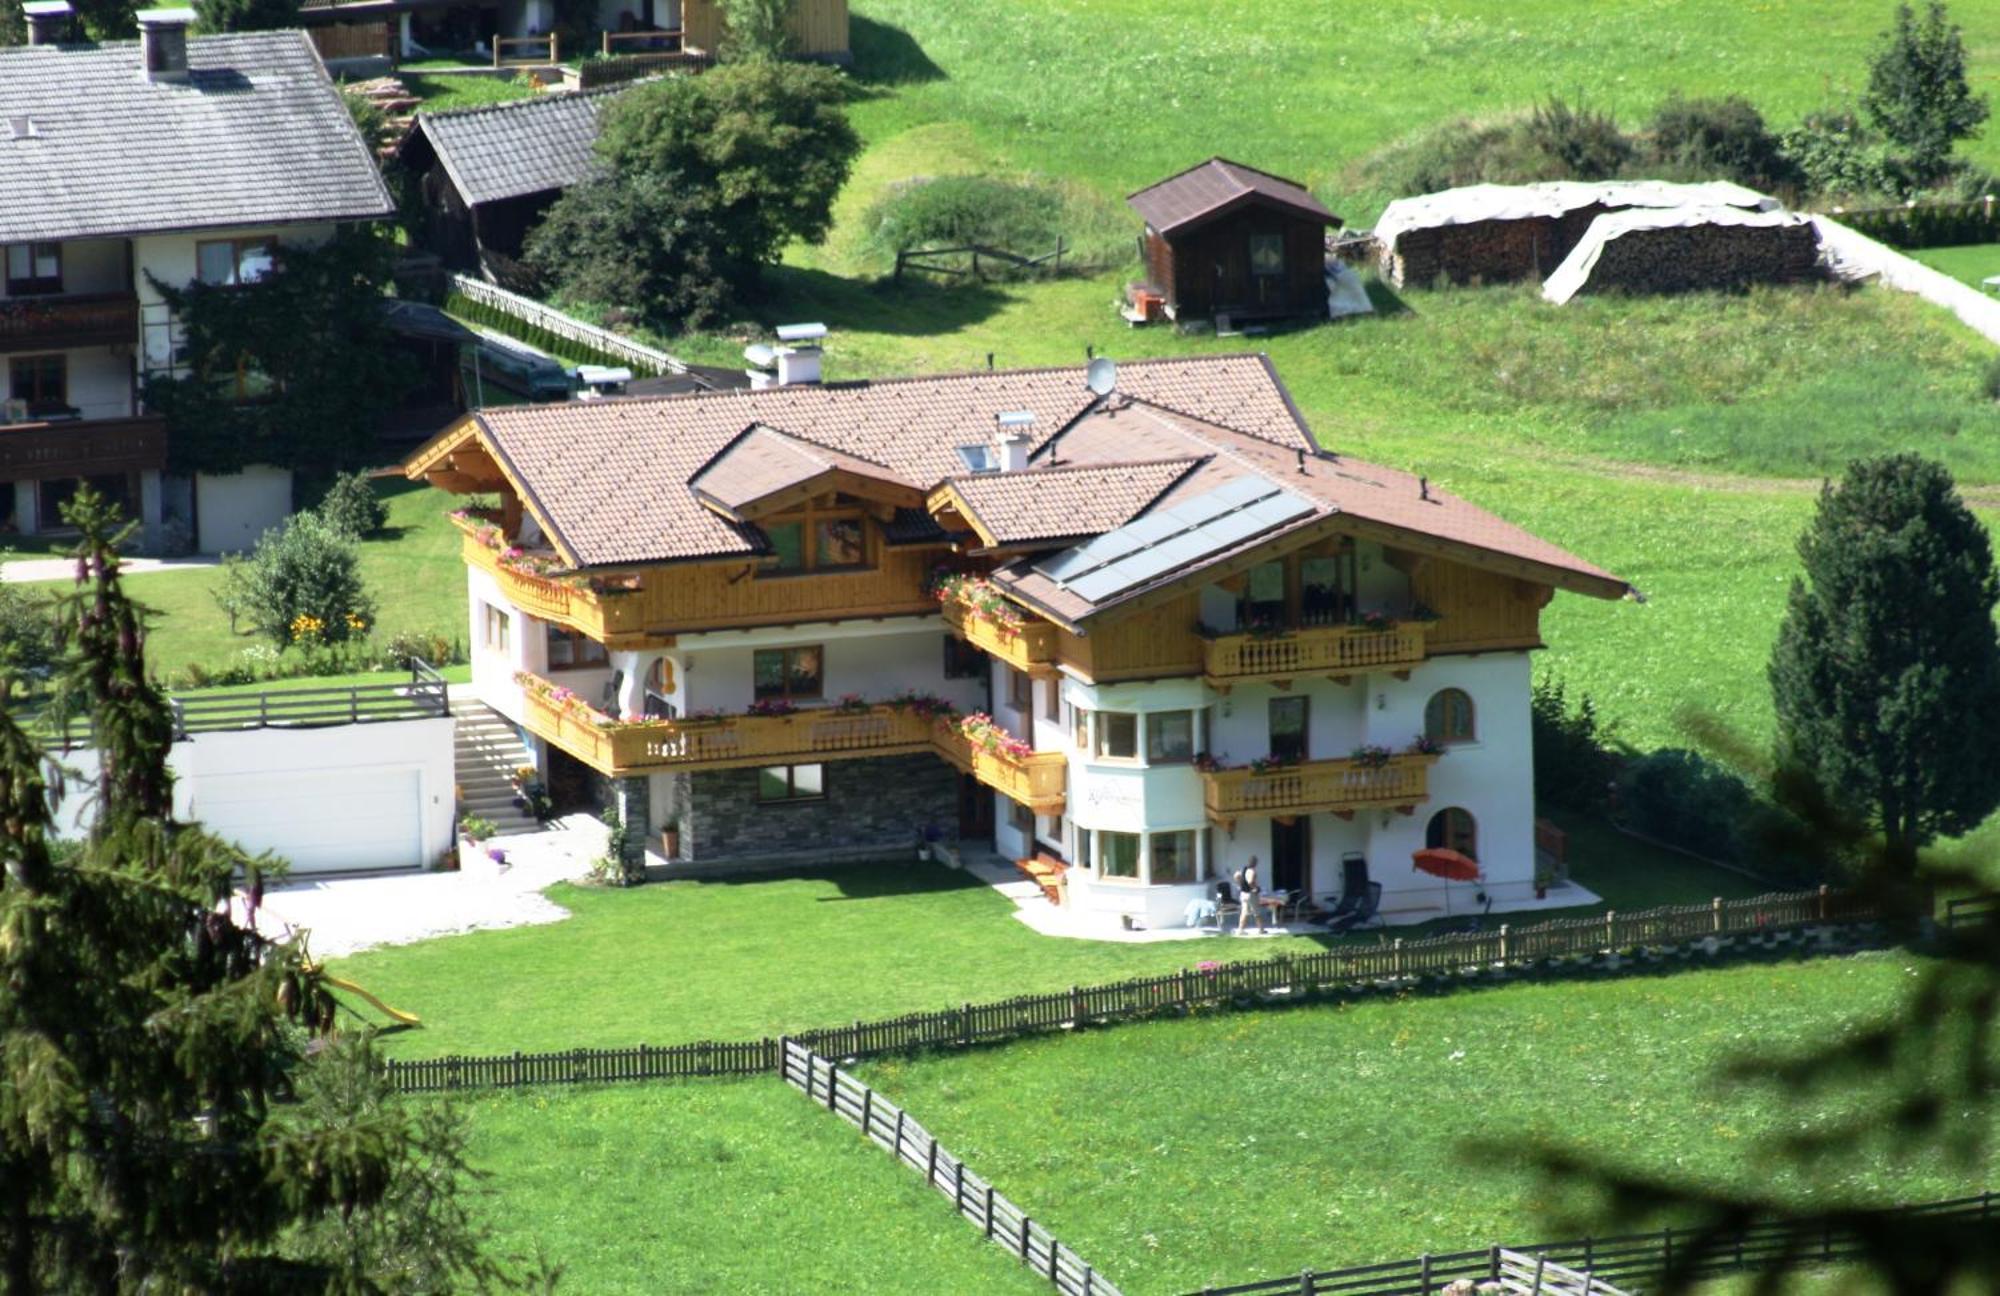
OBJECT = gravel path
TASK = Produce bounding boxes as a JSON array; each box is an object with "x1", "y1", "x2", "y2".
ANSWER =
[{"x1": 240, "y1": 813, "x2": 607, "y2": 958}]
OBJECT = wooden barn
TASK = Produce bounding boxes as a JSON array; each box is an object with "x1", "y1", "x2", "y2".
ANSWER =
[
  {"x1": 1127, "y1": 158, "x2": 1340, "y2": 324},
  {"x1": 393, "y1": 90, "x2": 614, "y2": 273}
]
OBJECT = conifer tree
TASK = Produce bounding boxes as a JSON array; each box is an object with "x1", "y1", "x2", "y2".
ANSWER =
[
  {"x1": 1767, "y1": 455, "x2": 2000, "y2": 875},
  {"x1": 0, "y1": 490, "x2": 509, "y2": 1291}
]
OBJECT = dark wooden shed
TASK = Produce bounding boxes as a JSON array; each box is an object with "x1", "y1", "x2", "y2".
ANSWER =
[{"x1": 1127, "y1": 158, "x2": 1341, "y2": 324}]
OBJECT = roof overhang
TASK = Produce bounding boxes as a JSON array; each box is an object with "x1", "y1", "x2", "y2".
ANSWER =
[
  {"x1": 402, "y1": 413, "x2": 582, "y2": 569},
  {"x1": 695, "y1": 466, "x2": 925, "y2": 524}
]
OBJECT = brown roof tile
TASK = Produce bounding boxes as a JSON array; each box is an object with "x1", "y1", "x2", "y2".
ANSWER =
[
  {"x1": 945, "y1": 459, "x2": 1202, "y2": 546},
  {"x1": 689, "y1": 424, "x2": 917, "y2": 516},
  {"x1": 1128, "y1": 157, "x2": 1340, "y2": 237}
]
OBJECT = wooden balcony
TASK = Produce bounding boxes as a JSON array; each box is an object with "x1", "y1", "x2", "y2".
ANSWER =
[
  {"x1": 1202, "y1": 623, "x2": 1428, "y2": 687},
  {"x1": 0, "y1": 415, "x2": 165, "y2": 478},
  {"x1": 1201, "y1": 753, "x2": 1434, "y2": 827},
  {"x1": 458, "y1": 520, "x2": 652, "y2": 647},
  {"x1": 941, "y1": 598, "x2": 1059, "y2": 675},
  {"x1": 0, "y1": 293, "x2": 138, "y2": 355},
  {"x1": 931, "y1": 718, "x2": 1067, "y2": 815},
  {"x1": 518, "y1": 677, "x2": 937, "y2": 777}
]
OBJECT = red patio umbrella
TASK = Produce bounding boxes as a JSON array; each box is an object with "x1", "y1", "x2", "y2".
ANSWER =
[{"x1": 1411, "y1": 847, "x2": 1480, "y2": 882}]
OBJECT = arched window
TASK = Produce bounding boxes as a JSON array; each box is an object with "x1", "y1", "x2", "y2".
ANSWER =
[
  {"x1": 1424, "y1": 688, "x2": 1475, "y2": 743},
  {"x1": 1426, "y1": 807, "x2": 1477, "y2": 860}
]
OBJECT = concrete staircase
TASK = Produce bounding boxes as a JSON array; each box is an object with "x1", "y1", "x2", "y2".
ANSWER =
[{"x1": 454, "y1": 704, "x2": 539, "y2": 837}]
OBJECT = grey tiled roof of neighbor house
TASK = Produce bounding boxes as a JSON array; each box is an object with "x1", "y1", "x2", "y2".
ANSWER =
[
  {"x1": 406, "y1": 90, "x2": 615, "y2": 208},
  {"x1": 0, "y1": 29, "x2": 393, "y2": 243}
]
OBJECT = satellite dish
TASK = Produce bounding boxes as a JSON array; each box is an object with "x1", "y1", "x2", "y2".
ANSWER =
[{"x1": 1085, "y1": 356, "x2": 1118, "y2": 397}]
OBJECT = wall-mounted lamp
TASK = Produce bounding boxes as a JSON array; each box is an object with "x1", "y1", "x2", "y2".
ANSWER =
[{"x1": 1375, "y1": 692, "x2": 1387, "y2": 711}]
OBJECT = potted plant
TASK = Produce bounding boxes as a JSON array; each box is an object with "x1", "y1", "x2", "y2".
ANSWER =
[
  {"x1": 661, "y1": 814, "x2": 681, "y2": 859},
  {"x1": 1349, "y1": 744, "x2": 1393, "y2": 769},
  {"x1": 1534, "y1": 859, "x2": 1556, "y2": 900}
]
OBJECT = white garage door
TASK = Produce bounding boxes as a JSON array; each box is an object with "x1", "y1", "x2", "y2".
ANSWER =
[{"x1": 192, "y1": 767, "x2": 424, "y2": 875}]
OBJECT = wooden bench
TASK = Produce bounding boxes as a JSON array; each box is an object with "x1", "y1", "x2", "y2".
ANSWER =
[{"x1": 1014, "y1": 856, "x2": 1066, "y2": 906}]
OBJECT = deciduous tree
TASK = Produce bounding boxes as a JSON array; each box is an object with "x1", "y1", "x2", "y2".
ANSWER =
[{"x1": 1863, "y1": 0, "x2": 1989, "y2": 183}]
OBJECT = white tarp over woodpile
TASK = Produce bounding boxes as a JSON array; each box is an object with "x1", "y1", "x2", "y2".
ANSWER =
[
  {"x1": 1326, "y1": 259, "x2": 1375, "y2": 318},
  {"x1": 1373, "y1": 179, "x2": 1778, "y2": 246},
  {"x1": 1542, "y1": 205, "x2": 1819, "y2": 303}
]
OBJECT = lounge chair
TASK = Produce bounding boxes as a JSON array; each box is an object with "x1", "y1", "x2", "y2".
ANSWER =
[{"x1": 1325, "y1": 881, "x2": 1383, "y2": 933}]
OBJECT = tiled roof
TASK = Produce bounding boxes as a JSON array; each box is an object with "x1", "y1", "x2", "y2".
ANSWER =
[
  {"x1": 1128, "y1": 157, "x2": 1340, "y2": 237},
  {"x1": 469, "y1": 354, "x2": 1312, "y2": 570},
  {"x1": 0, "y1": 30, "x2": 392, "y2": 243},
  {"x1": 945, "y1": 459, "x2": 1201, "y2": 546},
  {"x1": 690, "y1": 424, "x2": 919, "y2": 517},
  {"x1": 988, "y1": 402, "x2": 1629, "y2": 623},
  {"x1": 408, "y1": 90, "x2": 612, "y2": 208}
]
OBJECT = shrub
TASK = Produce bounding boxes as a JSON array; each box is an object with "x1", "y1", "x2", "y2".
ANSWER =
[
  {"x1": 526, "y1": 175, "x2": 735, "y2": 331},
  {"x1": 0, "y1": 584, "x2": 58, "y2": 681},
  {"x1": 1778, "y1": 109, "x2": 1906, "y2": 200},
  {"x1": 315, "y1": 470, "x2": 389, "y2": 540},
  {"x1": 1620, "y1": 749, "x2": 1762, "y2": 864},
  {"x1": 1644, "y1": 93, "x2": 1798, "y2": 192},
  {"x1": 1524, "y1": 94, "x2": 1634, "y2": 180},
  {"x1": 384, "y1": 630, "x2": 455, "y2": 670},
  {"x1": 862, "y1": 174, "x2": 1132, "y2": 276},
  {"x1": 1531, "y1": 675, "x2": 1617, "y2": 811},
  {"x1": 238, "y1": 513, "x2": 377, "y2": 651}
]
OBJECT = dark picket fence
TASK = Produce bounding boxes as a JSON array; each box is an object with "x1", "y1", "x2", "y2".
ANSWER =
[
  {"x1": 1188, "y1": 1191, "x2": 1998, "y2": 1296},
  {"x1": 382, "y1": 886, "x2": 1887, "y2": 1094},
  {"x1": 781, "y1": 1039, "x2": 1123, "y2": 1296}
]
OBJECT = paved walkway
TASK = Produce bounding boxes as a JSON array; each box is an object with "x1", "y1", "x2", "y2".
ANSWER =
[
  {"x1": 238, "y1": 813, "x2": 606, "y2": 957},
  {"x1": 2, "y1": 555, "x2": 219, "y2": 584},
  {"x1": 1813, "y1": 214, "x2": 2000, "y2": 346}
]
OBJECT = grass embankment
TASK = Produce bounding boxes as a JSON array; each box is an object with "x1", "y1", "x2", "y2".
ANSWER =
[
  {"x1": 399, "y1": 71, "x2": 539, "y2": 114},
  {"x1": 861, "y1": 953, "x2": 1992, "y2": 1294},
  {"x1": 460, "y1": 1080, "x2": 1049, "y2": 1295},
  {"x1": 339, "y1": 834, "x2": 1763, "y2": 1062}
]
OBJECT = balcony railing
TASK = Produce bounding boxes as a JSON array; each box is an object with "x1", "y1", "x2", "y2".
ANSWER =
[
  {"x1": 1202, "y1": 622, "x2": 1428, "y2": 685},
  {"x1": 941, "y1": 598, "x2": 1059, "y2": 674},
  {"x1": 0, "y1": 415, "x2": 165, "y2": 477},
  {"x1": 457, "y1": 519, "x2": 649, "y2": 645},
  {"x1": 931, "y1": 718, "x2": 1067, "y2": 814},
  {"x1": 1201, "y1": 753, "x2": 1434, "y2": 825},
  {"x1": 517, "y1": 676, "x2": 938, "y2": 776},
  {"x1": 0, "y1": 293, "x2": 138, "y2": 354}
]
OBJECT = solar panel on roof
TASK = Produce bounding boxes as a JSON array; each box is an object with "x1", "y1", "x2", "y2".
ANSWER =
[{"x1": 1031, "y1": 477, "x2": 1314, "y2": 603}]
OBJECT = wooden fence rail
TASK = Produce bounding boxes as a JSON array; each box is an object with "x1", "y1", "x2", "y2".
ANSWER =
[
  {"x1": 895, "y1": 239, "x2": 1067, "y2": 282},
  {"x1": 382, "y1": 885, "x2": 1894, "y2": 1094},
  {"x1": 780, "y1": 1039, "x2": 1123, "y2": 1296},
  {"x1": 447, "y1": 274, "x2": 687, "y2": 377},
  {"x1": 36, "y1": 661, "x2": 448, "y2": 749},
  {"x1": 1187, "y1": 1191, "x2": 1997, "y2": 1296}
]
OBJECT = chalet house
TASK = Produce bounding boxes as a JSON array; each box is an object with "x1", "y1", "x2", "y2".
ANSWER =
[
  {"x1": 0, "y1": 6, "x2": 393, "y2": 552},
  {"x1": 396, "y1": 91, "x2": 613, "y2": 272},
  {"x1": 407, "y1": 348, "x2": 1632, "y2": 932},
  {"x1": 1128, "y1": 158, "x2": 1341, "y2": 325}
]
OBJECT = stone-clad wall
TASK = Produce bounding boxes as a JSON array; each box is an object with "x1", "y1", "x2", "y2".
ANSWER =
[{"x1": 681, "y1": 754, "x2": 960, "y2": 866}]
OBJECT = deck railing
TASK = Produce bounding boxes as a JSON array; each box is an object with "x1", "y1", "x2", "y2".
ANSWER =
[
  {"x1": 456, "y1": 518, "x2": 648, "y2": 642},
  {"x1": 39, "y1": 661, "x2": 448, "y2": 749},
  {"x1": 0, "y1": 292, "x2": 137, "y2": 354},
  {"x1": 1203, "y1": 623, "x2": 1428, "y2": 684},
  {"x1": 1202, "y1": 753, "x2": 1433, "y2": 822},
  {"x1": 0, "y1": 415, "x2": 166, "y2": 477},
  {"x1": 932, "y1": 718, "x2": 1067, "y2": 813},
  {"x1": 941, "y1": 598, "x2": 1059, "y2": 673},
  {"x1": 492, "y1": 31, "x2": 557, "y2": 64},
  {"x1": 517, "y1": 676, "x2": 937, "y2": 776},
  {"x1": 600, "y1": 26, "x2": 684, "y2": 53}
]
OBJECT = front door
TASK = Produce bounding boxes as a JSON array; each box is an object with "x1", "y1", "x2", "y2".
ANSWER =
[
  {"x1": 1270, "y1": 818, "x2": 1309, "y2": 894},
  {"x1": 957, "y1": 773, "x2": 994, "y2": 843}
]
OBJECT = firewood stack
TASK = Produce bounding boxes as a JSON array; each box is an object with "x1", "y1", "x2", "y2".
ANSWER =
[
  {"x1": 344, "y1": 76, "x2": 420, "y2": 158},
  {"x1": 1554, "y1": 219, "x2": 1821, "y2": 299},
  {"x1": 1380, "y1": 216, "x2": 1563, "y2": 289}
]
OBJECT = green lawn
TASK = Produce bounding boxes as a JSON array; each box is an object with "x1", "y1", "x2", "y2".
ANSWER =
[
  {"x1": 1910, "y1": 242, "x2": 2000, "y2": 289},
  {"x1": 16, "y1": 479, "x2": 471, "y2": 685},
  {"x1": 400, "y1": 71, "x2": 540, "y2": 113},
  {"x1": 458, "y1": 1080, "x2": 1049, "y2": 1294},
  {"x1": 337, "y1": 830, "x2": 1766, "y2": 1062},
  {"x1": 859, "y1": 953, "x2": 1992, "y2": 1295}
]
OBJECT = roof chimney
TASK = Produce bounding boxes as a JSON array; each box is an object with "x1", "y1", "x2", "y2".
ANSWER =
[
  {"x1": 23, "y1": 0, "x2": 74, "y2": 45},
  {"x1": 136, "y1": 7, "x2": 194, "y2": 83},
  {"x1": 995, "y1": 411, "x2": 1033, "y2": 473},
  {"x1": 773, "y1": 322, "x2": 825, "y2": 386}
]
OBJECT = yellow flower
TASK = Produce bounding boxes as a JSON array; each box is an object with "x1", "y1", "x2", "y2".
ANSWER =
[{"x1": 345, "y1": 612, "x2": 369, "y2": 632}]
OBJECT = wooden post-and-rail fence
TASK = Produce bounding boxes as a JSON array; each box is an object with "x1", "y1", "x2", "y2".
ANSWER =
[
  {"x1": 780, "y1": 1039, "x2": 1123, "y2": 1296},
  {"x1": 380, "y1": 885, "x2": 1896, "y2": 1094},
  {"x1": 895, "y1": 239, "x2": 1067, "y2": 282},
  {"x1": 1186, "y1": 1190, "x2": 1998, "y2": 1296}
]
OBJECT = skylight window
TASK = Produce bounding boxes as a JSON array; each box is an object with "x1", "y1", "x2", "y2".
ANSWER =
[{"x1": 958, "y1": 444, "x2": 999, "y2": 474}]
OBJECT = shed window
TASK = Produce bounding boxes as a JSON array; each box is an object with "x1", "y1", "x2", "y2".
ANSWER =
[{"x1": 1249, "y1": 234, "x2": 1284, "y2": 277}]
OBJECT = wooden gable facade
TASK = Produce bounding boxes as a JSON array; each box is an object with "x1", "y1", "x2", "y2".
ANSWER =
[{"x1": 1130, "y1": 158, "x2": 1341, "y2": 323}]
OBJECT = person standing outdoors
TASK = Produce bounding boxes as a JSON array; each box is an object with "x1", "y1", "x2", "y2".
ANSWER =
[{"x1": 1235, "y1": 856, "x2": 1266, "y2": 935}]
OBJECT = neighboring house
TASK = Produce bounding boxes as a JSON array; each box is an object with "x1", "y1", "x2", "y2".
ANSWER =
[
  {"x1": 405, "y1": 347, "x2": 1633, "y2": 932},
  {"x1": 395, "y1": 90, "x2": 613, "y2": 271},
  {"x1": 0, "y1": 5, "x2": 394, "y2": 552},
  {"x1": 1128, "y1": 158, "x2": 1341, "y2": 325},
  {"x1": 298, "y1": 0, "x2": 849, "y2": 66}
]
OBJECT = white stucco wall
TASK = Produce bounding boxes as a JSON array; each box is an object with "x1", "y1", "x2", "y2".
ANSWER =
[
  {"x1": 468, "y1": 566, "x2": 534, "y2": 727},
  {"x1": 50, "y1": 716, "x2": 454, "y2": 874},
  {"x1": 195, "y1": 465, "x2": 293, "y2": 554},
  {"x1": 673, "y1": 618, "x2": 984, "y2": 716}
]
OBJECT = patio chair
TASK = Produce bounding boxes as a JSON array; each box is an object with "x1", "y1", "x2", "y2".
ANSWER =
[
  {"x1": 1211, "y1": 879, "x2": 1240, "y2": 931},
  {"x1": 1326, "y1": 881, "x2": 1383, "y2": 933},
  {"x1": 1315, "y1": 889, "x2": 1363, "y2": 928}
]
